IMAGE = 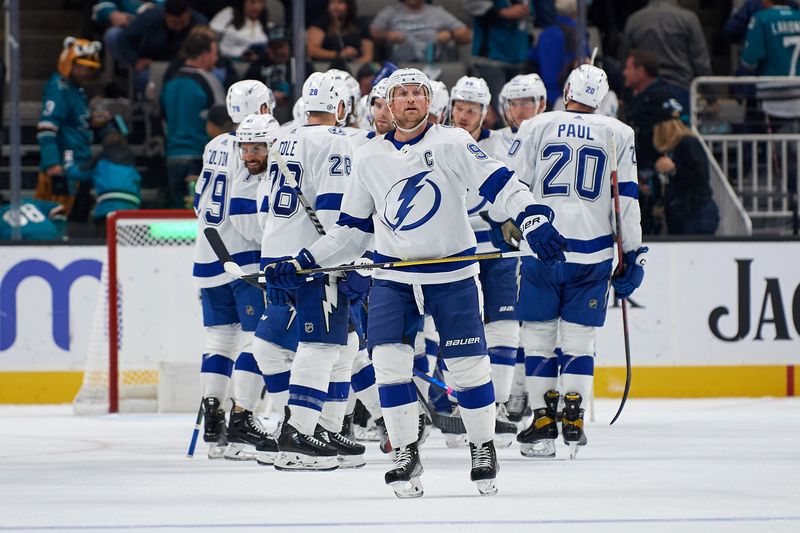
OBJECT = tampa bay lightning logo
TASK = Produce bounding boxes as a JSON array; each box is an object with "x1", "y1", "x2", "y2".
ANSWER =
[{"x1": 383, "y1": 170, "x2": 442, "y2": 232}]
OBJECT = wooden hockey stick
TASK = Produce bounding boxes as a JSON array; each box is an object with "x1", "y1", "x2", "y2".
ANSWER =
[{"x1": 609, "y1": 131, "x2": 633, "y2": 426}]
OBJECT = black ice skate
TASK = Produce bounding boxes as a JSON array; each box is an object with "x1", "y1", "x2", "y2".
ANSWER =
[
  {"x1": 224, "y1": 407, "x2": 279, "y2": 462},
  {"x1": 493, "y1": 404, "x2": 518, "y2": 448},
  {"x1": 340, "y1": 413, "x2": 356, "y2": 440},
  {"x1": 385, "y1": 442, "x2": 424, "y2": 499},
  {"x1": 505, "y1": 392, "x2": 528, "y2": 423},
  {"x1": 274, "y1": 407, "x2": 338, "y2": 471},
  {"x1": 517, "y1": 390, "x2": 559, "y2": 458},
  {"x1": 202, "y1": 397, "x2": 227, "y2": 459},
  {"x1": 374, "y1": 417, "x2": 392, "y2": 454},
  {"x1": 315, "y1": 425, "x2": 366, "y2": 469},
  {"x1": 469, "y1": 440, "x2": 499, "y2": 496},
  {"x1": 417, "y1": 413, "x2": 430, "y2": 446},
  {"x1": 562, "y1": 392, "x2": 588, "y2": 460}
]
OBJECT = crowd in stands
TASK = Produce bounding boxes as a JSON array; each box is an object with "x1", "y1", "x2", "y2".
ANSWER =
[{"x1": 4, "y1": 0, "x2": 800, "y2": 240}]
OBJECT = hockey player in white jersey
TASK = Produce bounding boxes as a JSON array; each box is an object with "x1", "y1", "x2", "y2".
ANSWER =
[
  {"x1": 264, "y1": 68, "x2": 568, "y2": 497},
  {"x1": 428, "y1": 80, "x2": 449, "y2": 124},
  {"x1": 192, "y1": 80, "x2": 278, "y2": 460},
  {"x1": 327, "y1": 69, "x2": 371, "y2": 147},
  {"x1": 505, "y1": 65, "x2": 646, "y2": 459},
  {"x1": 449, "y1": 76, "x2": 519, "y2": 448},
  {"x1": 255, "y1": 71, "x2": 367, "y2": 471}
]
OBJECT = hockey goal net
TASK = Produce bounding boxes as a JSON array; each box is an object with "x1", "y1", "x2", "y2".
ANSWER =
[{"x1": 74, "y1": 210, "x2": 203, "y2": 414}]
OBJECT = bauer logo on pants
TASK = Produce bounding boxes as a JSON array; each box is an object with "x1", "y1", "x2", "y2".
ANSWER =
[{"x1": 444, "y1": 337, "x2": 481, "y2": 347}]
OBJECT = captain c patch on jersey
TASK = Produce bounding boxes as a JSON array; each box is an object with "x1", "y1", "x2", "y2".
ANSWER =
[{"x1": 382, "y1": 170, "x2": 442, "y2": 232}]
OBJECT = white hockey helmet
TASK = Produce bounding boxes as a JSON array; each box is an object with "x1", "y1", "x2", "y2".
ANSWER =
[
  {"x1": 226, "y1": 80, "x2": 275, "y2": 123},
  {"x1": 428, "y1": 80, "x2": 449, "y2": 121},
  {"x1": 302, "y1": 71, "x2": 347, "y2": 123},
  {"x1": 369, "y1": 78, "x2": 389, "y2": 107},
  {"x1": 236, "y1": 113, "x2": 280, "y2": 145},
  {"x1": 563, "y1": 64, "x2": 609, "y2": 109},
  {"x1": 500, "y1": 74, "x2": 546, "y2": 122},
  {"x1": 326, "y1": 68, "x2": 361, "y2": 119},
  {"x1": 292, "y1": 98, "x2": 307, "y2": 125},
  {"x1": 356, "y1": 94, "x2": 371, "y2": 130},
  {"x1": 385, "y1": 68, "x2": 432, "y2": 101},
  {"x1": 450, "y1": 76, "x2": 491, "y2": 124}
]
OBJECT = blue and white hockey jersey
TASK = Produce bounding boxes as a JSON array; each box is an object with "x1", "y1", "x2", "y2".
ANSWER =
[
  {"x1": 258, "y1": 124, "x2": 355, "y2": 265},
  {"x1": 505, "y1": 110, "x2": 642, "y2": 264},
  {"x1": 307, "y1": 123, "x2": 538, "y2": 285},
  {"x1": 192, "y1": 132, "x2": 261, "y2": 288}
]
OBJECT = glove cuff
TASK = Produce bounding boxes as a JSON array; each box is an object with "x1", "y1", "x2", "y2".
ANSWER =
[
  {"x1": 515, "y1": 204, "x2": 555, "y2": 236},
  {"x1": 624, "y1": 246, "x2": 649, "y2": 267},
  {"x1": 296, "y1": 248, "x2": 316, "y2": 269}
]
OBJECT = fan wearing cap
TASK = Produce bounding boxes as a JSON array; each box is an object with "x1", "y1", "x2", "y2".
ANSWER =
[
  {"x1": 35, "y1": 37, "x2": 102, "y2": 215},
  {"x1": 505, "y1": 64, "x2": 646, "y2": 460},
  {"x1": 265, "y1": 67, "x2": 568, "y2": 498},
  {"x1": 652, "y1": 97, "x2": 719, "y2": 235}
]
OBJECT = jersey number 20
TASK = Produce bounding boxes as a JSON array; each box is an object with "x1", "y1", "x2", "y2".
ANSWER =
[{"x1": 540, "y1": 143, "x2": 607, "y2": 201}]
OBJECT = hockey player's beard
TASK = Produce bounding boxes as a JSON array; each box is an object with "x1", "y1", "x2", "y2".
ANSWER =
[
  {"x1": 392, "y1": 105, "x2": 427, "y2": 132},
  {"x1": 245, "y1": 159, "x2": 268, "y2": 175}
]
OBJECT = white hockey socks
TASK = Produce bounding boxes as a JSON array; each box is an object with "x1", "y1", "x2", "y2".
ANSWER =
[
  {"x1": 485, "y1": 320, "x2": 520, "y2": 404},
  {"x1": 287, "y1": 342, "x2": 340, "y2": 435},
  {"x1": 447, "y1": 355, "x2": 496, "y2": 445},
  {"x1": 319, "y1": 332, "x2": 359, "y2": 433},
  {"x1": 374, "y1": 343, "x2": 418, "y2": 449}
]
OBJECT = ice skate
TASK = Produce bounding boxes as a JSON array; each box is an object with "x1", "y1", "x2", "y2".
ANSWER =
[
  {"x1": 385, "y1": 442, "x2": 424, "y2": 499},
  {"x1": 340, "y1": 413, "x2": 356, "y2": 440},
  {"x1": 470, "y1": 440, "x2": 499, "y2": 496},
  {"x1": 224, "y1": 407, "x2": 277, "y2": 461},
  {"x1": 417, "y1": 413, "x2": 430, "y2": 446},
  {"x1": 505, "y1": 392, "x2": 527, "y2": 424},
  {"x1": 444, "y1": 406, "x2": 468, "y2": 448},
  {"x1": 493, "y1": 404, "x2": 517, "y2": 448},
  {"x1": 374, "y1": 417, "x2": 392, "y2": 454},
  {"x1": 202, "y1": 397, "x2": 227, "y2": 459},
  {"x1": 274, "y1": 407, "x2": 339, "y2": 471},
  {"x1": 562, "y1": 392, "x2": 588, "y2": 460},
  {"x1": 517, "y1": 390, "x2": 559, "y2": 458},
  {"x1": 315, "y1": 425, "x2": 366, "y2": 469}
]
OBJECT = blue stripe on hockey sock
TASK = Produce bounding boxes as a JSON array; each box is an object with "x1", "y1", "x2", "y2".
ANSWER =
[
  {"x1": 525, "y1": 355, "x2": 558, "y2": 378},
  {"x1": 201, "y1": 354, "x2": 234, "y2": 377},
  {"x1": 288, "y1": 384, "x2": 327, "y2": 412},
  {"x1": 488, "y1": 346, "x2": 517, "y2": 366},
  {"x1": 425, "y1": 339, "x2": 439, "y2": 357},
  {"x1": 326, "y1": 381, "x2": 350, "y2": 402},
  {"x1": 234, "y1": 352, "x2": 260, "y2": 374},
  {"x1": 458, "y1": 381, "x2": 495, "y2": 409},
  {"x1": 378, "y1": 381, "x2": 416, "y2": 408},
  {"x1": 560, "y1": 354, "x2": 594, "y2": 376},
  {"x1": 516, "y1": 347, "x2": 525, "y2": 364},
  {"x1": 351, "y1": 363, "x2": 375, "y2": 393},
  {"x1": 264, "y1": 370, "x2": 290, "y2": 393},
  {"x1": 413, "y1": 354, "x2": 430, "y2": 373}
]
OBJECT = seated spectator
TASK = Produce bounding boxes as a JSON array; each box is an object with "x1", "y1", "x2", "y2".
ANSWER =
[
  {"x1": 464, "y1": 0, "x2": 532, "y2": 115},
  {"x1": 116, "y1": 0, "x2": 207, "y2": 93},
  {"x1": 0, "y1": 196, "x2": 66, "y2": 240},
  {"x1": 620, "y1": 0, "x2": 712, "y2": 113},
  {"x1": 531, "y1": 0, "x2": 589, "y2": 108},
  {"x1": 245, "y1": 25, "x2": 292, "y2": 107},
  {"x1": 161, "y1": 26, "x2": 224, "y2": 208},
  {"x1": 652, "y1": 98, "x2": 719, "y2": 235},
  {"x1": 36, "y1": 37, "x2": 104, "y2": 219},
  {"x1": 370, "y1": 0, "x2": 471, "y2": 63},
  {"x1": 93, "y1": 1, "x2": 156, "y2": 61},
  {"x1": 210, "y1": 0, "x2": 270, "y2": 62},
  {"x1": 65, "y1": 127, "x2": 142, "y2": 235},
  {"x1": 621, "y1": 49, "x2": 674, "y2": 177},
  {"x1": 307, "y1": 0, "x2": 374, "y2": 65}
]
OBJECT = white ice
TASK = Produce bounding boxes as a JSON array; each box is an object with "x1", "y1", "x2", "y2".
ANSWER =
[{"x1": 1, "y1": 398, "x2": 799, "y2": 533}]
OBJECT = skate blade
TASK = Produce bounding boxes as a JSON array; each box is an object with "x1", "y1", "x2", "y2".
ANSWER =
[
  {"x1": 223, "y1": 443, "x2": 258, "y2": 461},
  {"x1": 354, "y1": 427, "x2": 381, "y2": 442},
  {"x1": 389, "y1": 478, "x2": 424, "y2": 499},
  {"x1": 476, "y1": 479, "x2": 498, "y2": 496},
  {"x1": 256, "y1": 452, "x2": 277, "y2": 466},
  {"x1": 337, "y1": 454, "x2": 366, "y2": 469},
  {"x1": 568, "y1": 442, "x2": 579, "y2": 460},
  {"x1": 493, "y1": 434, "x2": 515, "y2": 449},
  {"x1": 273, "y1": 452, "x2": 339, "y2": 471},
  {"x1": 519, "y1": 441, "x2": 556, "y2": 458},
  {"x1": 207, "y1": 443, "x2": 227, "y2": 459}
]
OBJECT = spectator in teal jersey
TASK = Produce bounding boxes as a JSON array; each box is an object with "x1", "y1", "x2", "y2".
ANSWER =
[
  {"x1": 0, "y1": 196, "x2": 66, "y2": 241},
  {"x1": 35, "y1": 37, "x2": 105, "y2": 219},
  {"x1": 161, "y1": 26, "x2": 224, "y2": 208}
]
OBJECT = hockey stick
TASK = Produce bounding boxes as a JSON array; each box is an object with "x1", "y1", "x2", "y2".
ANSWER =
[
  {"x1": 413, "y1": 368, "x2": 457, "y2": 399},
  {"x1": 414, "y1": 381, "x2": 467, "y2": 434},
  {"x1": 186, "y1": 401, "x2": 204, "y2": 458},
  {"x1": 609, "y1": 131, "x2": 632, "y2": 426},
  {"x1": 203, "y1": 227, "x2": 265, "y2": 290},
  {"x1": 270, "y1": 146, "x2": 326, "y2": 236}
]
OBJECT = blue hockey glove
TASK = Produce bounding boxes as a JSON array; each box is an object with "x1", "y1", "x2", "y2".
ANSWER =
[
  {"x1": 479, "y1": 211, "x2": 521, "y2": 252},
  {"x1": 263, "y1": 249, "x2": 318, "y2": 289},
  {"x1": 266, "y1": 287, "x2": 291, "y2": 306},
  {"x1": 516, "y1": 205, "x2": 568, "y2": 267},
  {"x1": 612, "y1": 246, "x2": 648, "y2": 299},
  {"x1": 340, "y1": 270, "x2": 371, "y2": 303}
]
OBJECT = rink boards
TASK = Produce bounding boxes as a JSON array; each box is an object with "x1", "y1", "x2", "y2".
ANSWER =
[{"x1": 0, "y1": 240, "x2": 798, "y2": 403}]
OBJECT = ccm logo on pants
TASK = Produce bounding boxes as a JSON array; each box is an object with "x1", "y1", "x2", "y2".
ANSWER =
[{"x1": 444, "y1": 337, "x2": 481, "y2": 347}]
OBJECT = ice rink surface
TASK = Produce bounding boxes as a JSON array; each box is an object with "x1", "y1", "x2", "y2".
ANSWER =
[{"x1": 1, "y1": 398, "x2": 799, "y2": 533}]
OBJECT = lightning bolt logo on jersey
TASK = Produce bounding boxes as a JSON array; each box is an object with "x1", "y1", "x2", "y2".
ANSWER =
[{"x1": 383, "y1": 170, "x2": 442, "y2": 232}]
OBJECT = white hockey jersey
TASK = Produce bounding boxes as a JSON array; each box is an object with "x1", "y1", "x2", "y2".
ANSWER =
[
  {"x1": 258, "y1": 124, "x2": 355, "y2": 263},
  {"x1": 193, "y1": 132, "x2": 261, "y2": 288},
  {"x1": 307, "y1": 124, "x2": 537, "y2": 285},
  {"x1": 344, "y1": 126, "x2": 372, "y2": 148},
  {"x1": 505, "y1": 110, "x2": 641, "y2": 264},
  {"x1": 465, "y1": 127, "x2": 519, "y2": 253}
]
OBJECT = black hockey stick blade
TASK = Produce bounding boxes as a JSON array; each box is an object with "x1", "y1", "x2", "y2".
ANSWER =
[
  {"x1": 610, "y1": 299, "x2": 632, "y2": 425},
  {"x1": 414, "y1": 383, "x2": 466, "y2": 434},
  {"x1": 203, "y1": 227, "x2": 265, "y2": 291}
]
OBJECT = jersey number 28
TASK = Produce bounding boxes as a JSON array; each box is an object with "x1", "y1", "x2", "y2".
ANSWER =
[{"x1": 540, "y1": 143, "x2": 607, "y2": 201}]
